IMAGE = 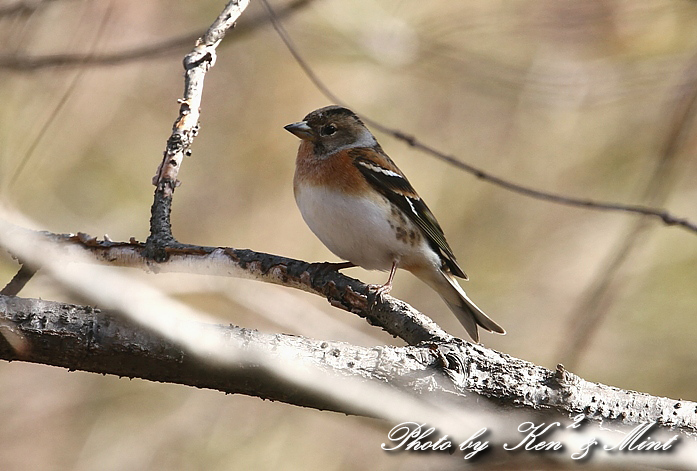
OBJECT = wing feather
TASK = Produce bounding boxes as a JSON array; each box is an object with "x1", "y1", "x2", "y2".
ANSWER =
[{"x1": 350, "y1": 148, "x2": 467, "y2": 279}]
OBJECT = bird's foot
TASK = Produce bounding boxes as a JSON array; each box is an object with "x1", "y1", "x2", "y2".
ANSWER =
[
  {"x1": 369, "y1": 282, "x2": 393, "y2": 297},
  {"x1": 367, "y1": 261, "x2": 397, "y2": 304},
  {"x1": 367, "y1": 282, "x2": 394, "y2": 307}
]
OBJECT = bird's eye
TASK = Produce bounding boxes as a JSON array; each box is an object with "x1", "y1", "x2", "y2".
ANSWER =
[{"x1": 321, "y1": 124, "x2": 337, "y2": 136}]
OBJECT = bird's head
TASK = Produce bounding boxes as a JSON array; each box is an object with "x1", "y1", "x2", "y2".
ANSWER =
[{"x1": 284, "y1": 105, "x2": 377, "y2": 157}]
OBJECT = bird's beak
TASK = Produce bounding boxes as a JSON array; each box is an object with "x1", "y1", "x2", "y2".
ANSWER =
[{"x1": 284, "y1": 121, "x2": 314, "y2": 140}]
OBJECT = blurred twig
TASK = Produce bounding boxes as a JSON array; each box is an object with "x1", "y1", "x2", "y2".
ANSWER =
[
  {"x1": 0, "y1": 0, "x2": 314, "y2": 71},
  {"x1": 261, "y1": 0, "x2": 697, "y2": 236},
  {"x1": 0, "y1": 31, "x2": 200, "y2": 70},
  {"x1": 0, "y1": 0, "x2": 63, "y2": 17},
  {"x1": 559, "y1": 52, "x2": 697, "y2": 368},
  {"x1": 165, "y1": 277, "x2": 382, "y2": 346},
  {"x1": 0, "y1": 258, "x2": 36, "y2": 354},
  {"x1": 5, "y1": 2, "x2": 114, "y2": 192}
]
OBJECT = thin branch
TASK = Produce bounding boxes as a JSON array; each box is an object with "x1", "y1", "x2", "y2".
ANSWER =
[
  {"x1": 376, "y1": 135, "x2": 697, "y2": 232},
  {"x1": 0, "y1": 0, "x2": 314, "y2": 71},
  {"x1": 0, "y1": 31, "x2": 200, "y2": 70},
  {"x1": 146, "y1": 0, "x2": 251, "y2": 259},
  {"x1": 261, "y1": 0, "x2": 697, "y2": 235},
  {"x1": 0, "y1": 262, "x2": 36, "y2": 296}
]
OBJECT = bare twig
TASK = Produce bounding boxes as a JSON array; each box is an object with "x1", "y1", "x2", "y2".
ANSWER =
[
  {"x1": 0, "y1": 0, "x2": 63, "y2": 17},
  {"x1": 145, "y1": 0, "x2": 251, "y2": 260},
  {"x1": 0, "y1": 262, "x2": 36, "y2": 296},
  {"x1": 261, "y1": 0, "x2": 697, "y2": 235},
  {"x1": 0, "y1": 0, "x2": 313, "y2": 71},
  {"x1": 0, "y1": 31, "x2": 200, "y2": 70},
  {"x1": 4, "y1": 3, "x2": 114, "y2": 192}
]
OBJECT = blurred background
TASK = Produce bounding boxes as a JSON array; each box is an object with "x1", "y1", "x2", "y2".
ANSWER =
[{"x1": 0, "y1": 0, "x2": 696, "y2": 469}]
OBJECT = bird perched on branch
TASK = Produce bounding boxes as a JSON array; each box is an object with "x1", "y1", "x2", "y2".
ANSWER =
[{"x1": 285, "y1": 105, "x2": 505, "y2": 343}]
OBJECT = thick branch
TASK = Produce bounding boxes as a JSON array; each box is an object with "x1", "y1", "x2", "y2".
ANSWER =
[
  {"x1": 0, "y1": 294, "x2": 376, "y2": 413},
  {"x1": 1, "y1": 294, "x2": 695, "y2": 439}
]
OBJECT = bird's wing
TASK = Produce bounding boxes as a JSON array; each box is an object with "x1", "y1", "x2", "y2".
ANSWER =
[{"x1": 349, "y1": 147, "x2": 467, "y2": 279}]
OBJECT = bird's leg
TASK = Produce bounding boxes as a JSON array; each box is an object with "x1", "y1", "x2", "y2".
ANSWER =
[{"x1": 373, "y1": 261, "x2": 398, "y2": 297}]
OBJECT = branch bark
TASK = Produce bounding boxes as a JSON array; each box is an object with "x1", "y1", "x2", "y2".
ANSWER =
[
  {"x1": 5, "y1": 226, "x2": 453, "y2": 346},
  {"x1": 1, "y1": 294, "x2": 695, "y2": 439},
  {"x1": 146, "y1": 0, "x2": 251, "y2": 260},
  {"x1": 1, "y1": 262, "x2": 36, "y2": 296}
]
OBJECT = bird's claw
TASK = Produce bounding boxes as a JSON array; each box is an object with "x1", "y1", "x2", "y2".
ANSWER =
[
  {"x1": 371, "y1": 283, "x2": 392, "y2": 297},
  {"x1": 367, "y1": 283, "x2": 393, "y2": 306}
]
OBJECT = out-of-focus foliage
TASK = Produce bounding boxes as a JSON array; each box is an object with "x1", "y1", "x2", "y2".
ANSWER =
[{"x1": 0, "y1": 0, "x2": 696, "y2": 469}]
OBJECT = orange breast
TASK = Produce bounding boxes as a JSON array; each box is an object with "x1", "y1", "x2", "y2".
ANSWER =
[{"x1": 293, "y1": 142, "x2": 372, "y2": 196}]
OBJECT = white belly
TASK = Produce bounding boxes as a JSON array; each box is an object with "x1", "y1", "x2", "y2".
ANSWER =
[{"x1": 295, "y1": 185, "x2": 437, "y2": 271}]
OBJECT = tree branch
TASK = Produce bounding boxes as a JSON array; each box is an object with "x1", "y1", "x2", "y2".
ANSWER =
[
  {"x1": 3, "y1": 225, "x2": 453, "y2": 346},
  {"x1": 0, "y1": 262, "x2": 36, "y2": 296},
  {"x1": 1, "y1": 294, "x2": 695, "y2": 440},
  {"x1": 146, "y1": 0, "x2": 251, "y2": 259},
  {"x1": 0, "y1": 294, "x2": 369, "y2": 413},
  {"x1": 2, "y1": 214, "x2": 696, "y2": 466}
]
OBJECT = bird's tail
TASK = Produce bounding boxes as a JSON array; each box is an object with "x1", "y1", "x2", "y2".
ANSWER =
[{"x1": 416, "y1": 268, "x2": 505, "y2": 343}]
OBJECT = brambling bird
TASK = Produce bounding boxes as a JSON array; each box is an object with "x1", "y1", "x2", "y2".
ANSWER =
[{"x1": 285, "y1": 105, "x2": 505, "y2": 343}]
